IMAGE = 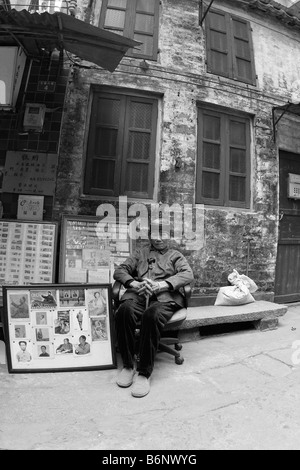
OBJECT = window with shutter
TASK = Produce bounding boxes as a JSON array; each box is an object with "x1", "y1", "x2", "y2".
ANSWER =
[
  {"x1": 206, "y1": 9, "x2": 256, "y2": 85},
  {"x1": 196, "y1": 106, "x2": 251, "y2": 208},
  {"x1": 84, "y1": 90, "x2": 158, "y2": 199},
  {"x1": 99, "y1": 0, "x2": 159, "y2": 60}
]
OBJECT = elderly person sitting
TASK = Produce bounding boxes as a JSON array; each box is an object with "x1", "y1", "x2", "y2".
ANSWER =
[{"x1": 113, "y1": 219, "x2": 194, "y2": 398}]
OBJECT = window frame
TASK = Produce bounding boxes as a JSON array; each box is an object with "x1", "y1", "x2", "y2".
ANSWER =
[
  {"x1": 196, "y1": 105, "x2": 251, "y2": 209},
  {"x1": 99, "y1": 0, "x2": 160, "y2": 61},
  {"x1": 83, "y1": 87, "x2": 159, "y2": 200},
  {"x1": 206, "y1": 8, "x2": 256, "y2": 86}
]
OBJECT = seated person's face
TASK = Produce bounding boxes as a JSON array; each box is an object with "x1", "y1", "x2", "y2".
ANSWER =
[{"x1": 150, "y1": 231, "x2": 169, "y2": 251}]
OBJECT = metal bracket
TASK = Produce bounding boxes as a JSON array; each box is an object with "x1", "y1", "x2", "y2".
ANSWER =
[
  {"x1": 272, "y1": 103, "x2": 292, "y2": 143},
  {"x1": 199, "y1": 0, "x2": 215, "y2": 26}
]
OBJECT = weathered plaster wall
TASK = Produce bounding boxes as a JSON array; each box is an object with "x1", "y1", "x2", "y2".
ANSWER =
[{"x1": 54, "y1": 0, "x2": 300, "y2": 300}]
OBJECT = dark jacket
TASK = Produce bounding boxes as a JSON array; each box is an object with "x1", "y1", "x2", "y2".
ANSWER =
[{"x1": 113, "y1": 245, "x2": 194, "y2": 308}]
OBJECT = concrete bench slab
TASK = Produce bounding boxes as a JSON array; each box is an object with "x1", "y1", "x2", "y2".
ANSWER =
[{"x1": 165, "y1": 300, "x2": 288, "y2": 342}]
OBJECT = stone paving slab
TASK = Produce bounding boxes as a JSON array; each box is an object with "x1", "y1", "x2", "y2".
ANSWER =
[{"x1": 1, "y1": 304, "x2": 300, "y2": 450}]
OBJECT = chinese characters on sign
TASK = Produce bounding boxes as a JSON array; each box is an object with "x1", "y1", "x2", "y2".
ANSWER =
[
  {"x1": 17, "y1": 195, "x2": 44, "y2": 220},
  {"x1": 2, "y1": 151, "x2": 58, "y2": 195}
]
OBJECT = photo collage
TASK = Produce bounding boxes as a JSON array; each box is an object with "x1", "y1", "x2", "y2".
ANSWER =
[
  {"x1": 0, "y1": 221, "x2": 57, "y2": 306},
  {"x1": 60, "y1": 216, "x2": 131, "y2": 285},
  {"x1": 6, "y1": 286, "x2": 111, "y2": 370}
]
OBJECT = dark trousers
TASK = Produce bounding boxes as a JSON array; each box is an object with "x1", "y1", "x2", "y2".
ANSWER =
[{"x1": 115, "y1": 296, "x2": 180, "y2": 378}]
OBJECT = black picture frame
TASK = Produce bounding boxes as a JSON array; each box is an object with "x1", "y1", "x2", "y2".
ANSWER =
[
  {"x1": 0, "y1": 219, "x2": 58, "y2": 307},
  {"x1": 58, "y1": 214, "x2": 132, "y2": 284},
  {"x1": 2, "y1": 283, "x2": 117, "y2": 373}
]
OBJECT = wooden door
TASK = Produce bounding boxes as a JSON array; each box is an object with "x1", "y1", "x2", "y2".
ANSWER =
[{"x1": 274, "y1": 151, "x2": 300, "y2": 303}]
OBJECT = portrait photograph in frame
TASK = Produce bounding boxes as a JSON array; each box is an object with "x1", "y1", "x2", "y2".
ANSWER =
[{"x1": 2, "y1": 283, "x2": 116, "y2": 373}]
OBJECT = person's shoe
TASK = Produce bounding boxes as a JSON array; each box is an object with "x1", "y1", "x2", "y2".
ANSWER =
[
  {"x1": 116, "y1": 367, "x2": 135, "y2": 388},
  {"x1": 131, "y1": 374, "x2": 150, "y2": 398}
]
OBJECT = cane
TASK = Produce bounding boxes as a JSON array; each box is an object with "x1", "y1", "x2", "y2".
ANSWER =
[{"x1": 143, "y1": 258, "x2": 155, "y2": 309}]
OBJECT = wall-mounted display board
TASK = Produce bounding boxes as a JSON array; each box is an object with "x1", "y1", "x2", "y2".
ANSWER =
[
  {"x1": 2, "y1": 151, "x2": 58, "y2": 196},
  {"x1": 0, "y1": 220, "x2": 58, "y2": 306},
  {"x1": 2, "y1": 283, "x2": 116, "y2": 373},
  {"x1": 59, "y1": 215, "x2": 132, "y2": 284}
]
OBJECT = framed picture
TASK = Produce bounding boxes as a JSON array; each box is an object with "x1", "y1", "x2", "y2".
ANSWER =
[
  {"x1": 59, "y1": 214, "x2": 132, "y2": 285},
  {"x1": 2, "y1": 283, "x2": 116, "y2": 373},
  {"x1": 0, "y1": 220, "x2": 58, "y2": 306}
]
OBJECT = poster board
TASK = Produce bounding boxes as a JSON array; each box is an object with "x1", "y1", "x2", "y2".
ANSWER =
[
  {"x1": 0, "y1": 220, "x2": 58, "y2": 306},
  {"x1": 59, "y1": 215, "x2": 132, "y2": 284},
  {"x1": 2, "y1": 283, "x2": 116, "y2": 373}
]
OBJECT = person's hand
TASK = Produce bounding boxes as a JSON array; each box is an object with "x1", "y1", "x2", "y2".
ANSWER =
[
  {"x1": 130, "y1": 280, "x2": 153, "y2": 296},
  {"x1": 143, "y1": 279, "x2": 169, "y2": 294}
]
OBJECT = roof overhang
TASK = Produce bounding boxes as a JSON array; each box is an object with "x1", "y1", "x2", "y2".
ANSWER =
[{"x1": 0, "y1": 9, "x2": 141, "y2": 72}]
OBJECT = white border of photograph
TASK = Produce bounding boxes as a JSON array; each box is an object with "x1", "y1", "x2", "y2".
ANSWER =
[{"x1": 8, "y1": 290, "x2": 30, "y2": 321}]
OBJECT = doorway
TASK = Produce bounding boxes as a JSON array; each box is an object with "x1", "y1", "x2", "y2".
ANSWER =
[{"x1": 274, "y1": 150, "x2": 300, "y2": 303}]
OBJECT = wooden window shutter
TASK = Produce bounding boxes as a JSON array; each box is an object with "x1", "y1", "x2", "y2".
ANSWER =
[
  {"x1": 121, "y1": 96, "x2": 157, "y2": 198},
  {"x1": 99, "y1": 0, "x2": 159, "y2": 60},
  {"x1": 196, "y1": 110, "x2": 224, "y2": 205},
  {"x1": 84, "y1": 91, "x2": 158, "y2": 199},
  {"x1": 206, "y1": 10, "x2": 230, "y2": 78},
  {"x1": 227, "y1": 116, "x2": 250, "y2": 208},
  {"x1": 84, "y1": 93, "x2": 125, "y2": 197},
  {"x1": 196, "y1": 106, "x2": 251, "y2": 208},
  {"x1": 231, "y1": 17, "x2": 256, "y2": 85},
  {"x1": 206, "y1": 9, "x2": 256, "y2": 86}
]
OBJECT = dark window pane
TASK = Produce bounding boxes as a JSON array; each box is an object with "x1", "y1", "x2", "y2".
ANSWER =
[
  {"x1": 96, "y1": 99, "x2": 120, "y2": 125},
  {"x1": 108, "y1": 0, "x2": 127, "y2": 7},
  {"x1": 210, "y1": 12, "x2": 226, "y2": 31},
  {"x1": 130, "y1": 102, "x2": 152, "y2": 128},
  {"x1": 236, "y1": 59, "x2": 252, "y2": 80},
  {"x1": 125, "y1": 162, "x2": 148, "y2": 192},
  {"x1": 95, "y1": 128, "x2": 118, "y2": 157},
  {"x1": 135, "y1": 13, "x2": 154, "y2": 33},
  {"x1": 203, "y1": 143, "x2": 220, "y2": 169},
  {"x1": 133, "y1": 33, "x2": 153, "y2": 56},
  {"x1": 203, "y1": 115, "x2": 220, "y2": 140},
  {"x1": 229, "y1": 120, "x2": 246, "y2": 145},
  {"x1": 210, "y1": 51, "x2": 229, "y2": 75},
  {"x1": 92, "y1": 159, "x2": 115, "y2": 190},
  {"x1": 230, "y1": 148, "x2": 246, "y2": 173},
  {"x1": 104, "y1": 9, "x2": 125, "y2": 29},
  {"x1": 235, "y1": 38, "x2": 250, "y2": 60},
  {"x1": 202, "y1": 171, "x2": 220, "y2": 199},
  {"x1": 137, "y1": 0, "x2": 155, "y2": 13},
  {"x1": 229, "y1": 175, "x2": 245, "y2": 202},
  {"x1": 127, "y1": 132, "x2": 150, "y2": 160},
  {"x1": 232, "y1": 19, "x2": 248, "y2": 40},
  {"x1": 210, "y1": 31, "x2": 228, "y2": 52}
]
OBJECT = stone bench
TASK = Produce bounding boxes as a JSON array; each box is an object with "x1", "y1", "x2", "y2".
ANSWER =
[{"x1": 165, "y1": 300, "x2": 288, "y2": 342}]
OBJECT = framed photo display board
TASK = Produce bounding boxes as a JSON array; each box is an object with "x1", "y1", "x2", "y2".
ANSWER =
[
  {"x1": 2, "y1": 283, "x2": 116, "y2": 373},
  {"x1": 59, "y1": 215, "x2": 132, "y2": 284},
  {"x1": 0, "y1": 220, "x2": 58, "y2": 306}
]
